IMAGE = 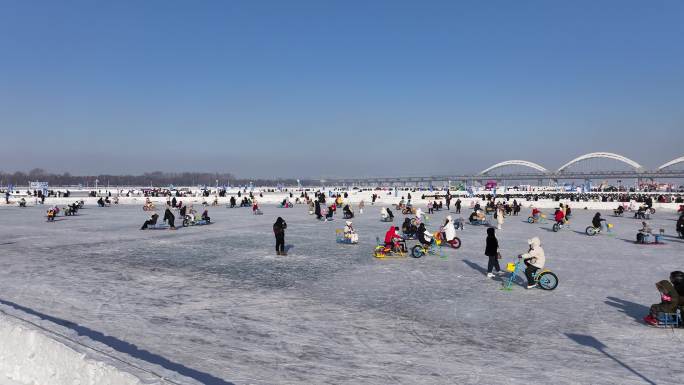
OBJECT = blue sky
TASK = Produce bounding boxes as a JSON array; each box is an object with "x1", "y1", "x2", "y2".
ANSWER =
[{"x1": 1, "y1": 1, "x2": 682, "y2": 178}]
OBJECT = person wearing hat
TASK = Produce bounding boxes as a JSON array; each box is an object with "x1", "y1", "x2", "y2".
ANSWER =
[
  {"x1": 344, "y1": 221, "x2": 358, "y2": 243},
  {"x1": 518, "y1": 237, "x2": 545, "y2": 289},
  {"x1": 273, "y1": 217, "x2": 287, "y2": 255}
]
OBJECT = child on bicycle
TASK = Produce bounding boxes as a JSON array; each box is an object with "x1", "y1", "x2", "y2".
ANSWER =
[
  {"x1": 554, "y1": 208, "x2": 565, "y2": 226},
  {"x1": 592, "y1": 212, "x2": 606, "y2": 231},
  {"x1": 531, "y1": 207, "x2": 541, "y2": 220},
  {"x1": 519, "y1": 237, "x2": 545, "y2": 289}
]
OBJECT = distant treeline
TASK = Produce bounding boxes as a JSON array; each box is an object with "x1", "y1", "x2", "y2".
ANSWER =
[{"x1": 0, "y1": 169, "x2": 316, "y2": 187}]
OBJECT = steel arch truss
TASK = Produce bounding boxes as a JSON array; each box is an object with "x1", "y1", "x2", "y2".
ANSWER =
[
  {"x1": 557, "y1": 152, "x2": 642, "y2": 173},
  {"x1": 479, "y1": 160, "x2": 548, "y2": 175},
  {"x1": 657, "y1": 156, "x2": 684, "y2": 171}
]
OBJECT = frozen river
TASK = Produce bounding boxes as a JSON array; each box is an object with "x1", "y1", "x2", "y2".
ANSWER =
[{"x1": 0, "y1": 202, "x2": 682, "y2": 384}]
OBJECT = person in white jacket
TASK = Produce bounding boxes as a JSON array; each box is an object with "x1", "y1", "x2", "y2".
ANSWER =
[
  {"x1": 442, "y1": 215, "x2": 457, "y2": 242},
  {"x1": 496, "y1": 205, "x2": 505, "y2": 230},
  {"x1": 344, "y1": 221, "x2": 359, "y2": 243},
  {"x1": 519, "y1": 237, "x2": 545, "y2": 289},
  {"x1": 415, "y1": 208, "x2": 424, "y2": 224}
]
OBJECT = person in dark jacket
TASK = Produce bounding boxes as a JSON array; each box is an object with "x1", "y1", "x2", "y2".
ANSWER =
[
  {"x1": 643, "y1": 280, "x2": 680, "y2": 326},
  {"x1": 141, "y1": 213, "x2": 159, "y2": 230},
  {"x1": 164, "y1": 208, "x2": 176, "y2": 229},
  {"x1": 343, "y1": 204, "x2": 354, "y2": 219},
  {"x1": 485, "y1": 227, "x2": 500, "y2": 277},
  {"x1": 273, "y1": 217, "x2": 287, "y2": 255},
  {"x1": 591, "y1": 212, "x2": 605, "y2": 230},
  {"x1": 315, "y1": 200, "x2": 322, "y2": 220},
  {"x1": 401, "y1": 217, "x2": 416, "y2": 238},
  {"x1": 677, "y1": 213, "x2": 684, "y2": 238},
  {"x1": 417, "y1": 223, "x2": 433, "y2": 246},
  {"x1": 670, "y1": 271, "x2": 684, "y2": 300}
]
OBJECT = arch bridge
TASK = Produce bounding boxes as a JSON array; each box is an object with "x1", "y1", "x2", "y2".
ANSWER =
[{"x1": 326, "y1": 153, "x2": 684, "y2": 186}]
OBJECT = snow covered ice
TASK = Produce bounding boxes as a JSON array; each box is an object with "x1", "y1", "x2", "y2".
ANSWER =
[{"x1": 0, "y1": 202, "x2": 683, "y2": 384}]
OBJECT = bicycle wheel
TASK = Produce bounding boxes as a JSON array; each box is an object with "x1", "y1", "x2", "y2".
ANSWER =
[
  {"x1": 411, "y1": 245, "x2": 424, "y2": 258},
  {"x1": 182, "y1": 219, "x2": 189, "y2": 227},
  {"x1": 537, "y1": 271, "x2": 558, "y2": 290},
  {"x1": 552, "y1": 223, "x2": 559, "y2": 232},
  {"x1": 450, "y1": 237, "x2": 461, "y2": 249},
  {"x1": 527, "y1": 217, "x2": 534, "y2": 223},
  {"x1": 585, "y1": 226, "x2": 597, "y2": 236}
]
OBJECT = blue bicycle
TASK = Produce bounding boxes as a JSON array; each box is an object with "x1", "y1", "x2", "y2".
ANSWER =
[{"x1": 502, "y1": 258, "x2": 558, "y2": 291}]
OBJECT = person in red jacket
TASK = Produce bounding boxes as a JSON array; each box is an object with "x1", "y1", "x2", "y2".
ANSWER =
[
  {"x1": 531, "y1": 207, "x2": 541, "y2": 220},
  {"x1": 554, "y1": 208, "x2": 565, "y2": 225},
  {"x1": 384, "y1": 226, "x2": 405, "y2": 252}
]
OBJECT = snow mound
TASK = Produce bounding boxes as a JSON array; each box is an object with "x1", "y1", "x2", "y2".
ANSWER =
[{"x1": 0, "y1": 313, "x2": 146, "y2": 385}]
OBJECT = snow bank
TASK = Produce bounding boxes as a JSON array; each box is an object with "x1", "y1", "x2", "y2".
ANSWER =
[{"x1": 0, "y1": 313, "x2": 146, "y2": 385}]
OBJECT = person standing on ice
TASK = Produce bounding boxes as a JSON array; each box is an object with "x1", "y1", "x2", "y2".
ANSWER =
[
  {"x1": 314, "y1": 200, "x2": 322, "y2": 219},
  {"x1": 163, "y1": 207, "x2": 176, "y2": 229},
  {"x1": 519, "y1": 237, "x2": 545, "y2": 289},
  {"x1": 273, "y1": 217, "x2": 287, "y2": 255},
  {"x1": 484, "y1": 227, "x2": 501, "y2": 278},
  {"x1": 496, "y1": 205, "x2": 504, "y2": 230},
  {"x1": 455, "y1": 198, "x2": 461, "y2": 214}
]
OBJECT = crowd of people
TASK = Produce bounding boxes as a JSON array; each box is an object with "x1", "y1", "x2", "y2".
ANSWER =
[{"x1": 10, "y1": 185, "x2": 684, "y2": 327}]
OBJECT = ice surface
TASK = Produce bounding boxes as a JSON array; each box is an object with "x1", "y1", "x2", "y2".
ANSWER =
[{"x1": 0, "y1": 201, "x2": 682, "y2": 384}]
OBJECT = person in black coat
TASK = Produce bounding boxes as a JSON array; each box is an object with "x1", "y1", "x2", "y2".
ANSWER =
[
  {"x1": 677, "y1": 213, "x2": 684, "y2": 238},
  {"x1": 485, "y1": 227, "x2": 500, "y2": 277},
  {"x1": 315, "y1": 200, "x2": 322, "y2": 219},
  {"x1": 273, "y1": 217, "x2": 287, "y2": 255},
  {"x1": 141, "y1": 213, "x2": 159, "y2": 230},
  {"x1": 592, "y1": 212, "x2": 605, "y2": 229},
  {"x1": 164, "y1": 208, "x2": 176, "y2": 229}
]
